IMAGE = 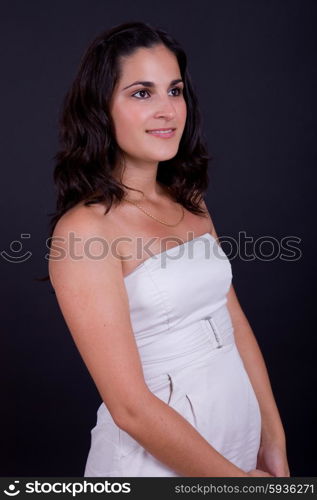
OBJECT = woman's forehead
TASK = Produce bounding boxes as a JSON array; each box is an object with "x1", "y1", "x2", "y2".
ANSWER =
[{"x1": 117, "y1": 45, "x2": 180, "y2": 81}]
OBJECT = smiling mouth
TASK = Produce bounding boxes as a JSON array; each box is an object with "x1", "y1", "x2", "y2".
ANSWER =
[{"x1": 146, "y1": 128, "x2": 176, "y2": 135}]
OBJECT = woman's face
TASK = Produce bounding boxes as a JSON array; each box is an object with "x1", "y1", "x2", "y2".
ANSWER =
[{"x1": 109, "y1": 44, "x2": 187, "y2": 165}]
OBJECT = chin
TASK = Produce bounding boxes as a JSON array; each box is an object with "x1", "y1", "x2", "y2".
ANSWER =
[
  {"x1": 147, "y1": 148, "x2": 179, "y2": 162},
  {"x1": 149, "y1": 154, "x2": 177, "y2": 163}
]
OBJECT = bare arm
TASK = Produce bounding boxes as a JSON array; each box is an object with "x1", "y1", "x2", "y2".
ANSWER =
[
  {"x1": 198, "y1": 197, "x2": 286, "y2": 446},
  {"x1": 205, "y1": 209, "x2": 289, "y2": 476},
  {"x1": 208, "y1": 219, "x2": 286, "y2": 446},
  {"x1": 226, "y1": 285, "x2": 286, "y2": 446},
  {"x1": 49, "y1": 207, "x2": 255, "y2": 477}
]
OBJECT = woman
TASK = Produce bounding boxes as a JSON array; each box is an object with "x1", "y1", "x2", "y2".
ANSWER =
[{"x1": 47, "y1": 21, "x2": 290, "y2": 477}]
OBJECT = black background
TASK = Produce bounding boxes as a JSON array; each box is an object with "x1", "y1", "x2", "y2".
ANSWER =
[{"x1": 1, "y1": 0, "x2": 316, "y2": 477}]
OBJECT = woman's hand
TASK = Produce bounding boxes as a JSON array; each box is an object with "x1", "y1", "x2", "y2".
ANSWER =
[
  {"x1": 247, "y1": 469, "x2": 274, "y2": 477},
  {"x1": 256, "y1": 438, "x2": 290, "y2": 477}
]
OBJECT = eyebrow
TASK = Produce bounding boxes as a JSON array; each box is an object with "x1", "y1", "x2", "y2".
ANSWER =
[{"x1": 121, "y1": 78, "x2": 183, "y2": 91}]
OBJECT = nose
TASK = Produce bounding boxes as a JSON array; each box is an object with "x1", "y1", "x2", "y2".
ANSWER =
[{"x1": 154, "y1": 95, "x2": 176, "y2": 121}]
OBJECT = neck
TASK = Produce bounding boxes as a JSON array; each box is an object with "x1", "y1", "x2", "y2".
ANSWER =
[{"x1": 113, "y1": 157, "x2": 167, "y2": 202}]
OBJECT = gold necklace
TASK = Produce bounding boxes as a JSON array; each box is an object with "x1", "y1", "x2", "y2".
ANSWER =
[{"x1": 124, "y1": 198, "x2": 185, "y2": 227}]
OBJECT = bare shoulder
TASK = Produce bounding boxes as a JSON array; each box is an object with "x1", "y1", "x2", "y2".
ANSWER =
[
  {"x1": 52, "y1": 201, "x2": 115, "y2": 235},
  {"x1": 48, "y1": 202, "x2": 121, "y2": 289},
  {"x1": 197, "y1": 197, "x2": 217, "y2": 237}
]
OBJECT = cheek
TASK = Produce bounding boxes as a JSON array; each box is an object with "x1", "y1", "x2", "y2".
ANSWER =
[
  {"x1": 180, "y1": 101, "x2": 187, "y2": 123},
  {"x1": 113, "y1": 105, "x2": 148, "y2": 143}
]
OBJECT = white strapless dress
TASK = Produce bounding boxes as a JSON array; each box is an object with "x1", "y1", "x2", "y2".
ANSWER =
[{"x1": 84, "y1": 232, "x2": 261, "y2": 476}]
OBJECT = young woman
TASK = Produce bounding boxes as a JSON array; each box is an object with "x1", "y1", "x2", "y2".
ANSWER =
[{"x1": 47, "y1": 21, "x2": 290, "y2": 477}]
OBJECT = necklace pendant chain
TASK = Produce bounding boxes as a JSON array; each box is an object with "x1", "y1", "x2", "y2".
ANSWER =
[{"x1": 124, "y1": 199, "x2": 185, "y2": 227}]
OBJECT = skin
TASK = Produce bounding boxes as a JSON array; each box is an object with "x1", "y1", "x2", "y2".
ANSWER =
[
  {"x1": 213, "y1": 221, "x2": 290, "y2": 477},
  {"x1": 109, "y1": 43, "x2": 187, "y2": 202},
  {"x1": 49, "y1": 44, "x2": 289, "y2": 477}
]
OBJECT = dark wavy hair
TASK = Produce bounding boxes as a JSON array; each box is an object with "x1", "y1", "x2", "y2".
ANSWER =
[{"x1": 38, "y1": 21, "x2": 211, "y2": 282}]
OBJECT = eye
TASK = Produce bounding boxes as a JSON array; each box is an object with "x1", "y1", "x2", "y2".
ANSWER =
[
  {"x1": 132, "y1": 89, "x2": 151, "y2": 99},
  {"x1": 169, "y1": 87, "x2": 183, "y2": 97},
  {"x1": 131, "y1": 86, "x2": 184, "y2": 99}
]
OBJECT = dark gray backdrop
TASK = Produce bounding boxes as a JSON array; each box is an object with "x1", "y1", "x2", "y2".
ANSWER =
[{"x1": 1, "y1": 0, "x2": 316, "y2": 476}]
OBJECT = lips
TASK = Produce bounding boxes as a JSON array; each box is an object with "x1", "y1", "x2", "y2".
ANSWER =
[{"x1": 146, "y1": 128, "x2": 176, "y2": 133}]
